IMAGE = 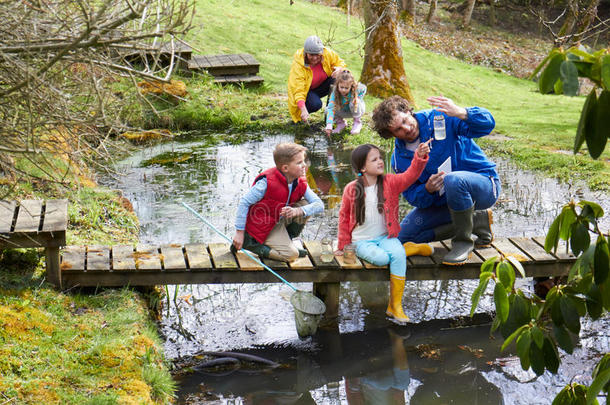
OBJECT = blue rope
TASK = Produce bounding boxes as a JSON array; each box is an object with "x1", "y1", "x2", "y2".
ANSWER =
[{"x1": 181, "y1": 201, "x2": 298, "y2": 292}]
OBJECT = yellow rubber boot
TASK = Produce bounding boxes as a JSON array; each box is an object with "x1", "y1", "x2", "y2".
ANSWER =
[
  {"x1": 404, "y1": 242, "x2": 434, "y2": 257},
  {"x1": 386, "y1": 274, "x2": 410, "y2": 324}
]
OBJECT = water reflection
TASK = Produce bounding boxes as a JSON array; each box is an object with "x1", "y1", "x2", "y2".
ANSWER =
[
  {"x1": 100, "y1": 132, "x2": 609, "y2": 404},
  {"x1": 175, "y1": 318, "x2": 505, "y2": 404}
]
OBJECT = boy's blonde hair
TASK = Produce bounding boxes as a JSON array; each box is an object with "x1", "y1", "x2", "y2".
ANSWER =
[{"x1": 273, "y1": 143, "x2": 307, "y2": 167}]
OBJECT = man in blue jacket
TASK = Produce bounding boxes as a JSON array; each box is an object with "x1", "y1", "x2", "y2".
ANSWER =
[{"x1": 371, "y1": 95, "x2": 500, "y2": 265}]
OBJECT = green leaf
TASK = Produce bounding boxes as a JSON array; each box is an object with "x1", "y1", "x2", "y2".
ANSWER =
[
  {"x1": 546, "y1": 214, "x2": 562, "y2": 253},
  {"x1": 481, "y1": 256, "x2": 499, "y2": 274},
  {"x1": 601, "y1": 54, "x2": 610, "y2": 90},
  {"x1": 586, "y1": 282, "x2": 603, "y2": 319},
  {"x1": 507, "y1": 255, "x2": 526, "y2": 278},
  {"x1": 590, "y1": 89, "x2": 610, "y2": 159},
  {"x1": 587, "y1": 368, "x2": 610, "y2": 405},
  {"x1": 573, "y1": 61, "x2": 594, "y2": 78},
  {"x1": 552, "y1": 386, "x2": 573, "y2": 405},
  {"x1": 529, "y1": 48, "x2": 561, "y2": 80},
  {"x1": 554, "y1": 79, "x2": 564, "y2": 95},
  {"x1": 494, "y1": 282, "x2": 509, "y2": 323},
  {"x1": 592, "y1": 353, "x2": 610, "y2": 392},
  {"x1": 501, "y1": 324, "x2": 528, "y2": 352},
  {"x1": 578, "y1": 200, "x2": 604, "y2": 219},
  {"x1": 553, "y1": 324, "x2": 574, "y2": 354},
  {"x1": 559, "y1": 206, "x2": 577, "y2": 240},
  {"x1": 600, "y1": 278, "x2": 610, "y2": 311},
  {"x1": 531, "y1": 325, "x2": 544, "y2": 349},
  {"x1": 529, "y1": 340, "x2": 546, "y2": 376},
  {"x1": 560, "y1": 295, "x2": 581, "y2": 334},
  {"x1": 575, "y1": 88, "x2": 599, "y2": 154},
  {"x1": 540, "y1": 53, "x2": 566, "y2": 94},
  {"x1": 570, "y1": 221, "x2": 591, "y2": 256},
  {"x1": 497, "y1": 261, "x2": 516, "y2": 290},
  {"x1": 593, "y1": 235, "x2": 609, "y2": 285},
  {"x1": 543, "y1": 337, "x2": 560, "y2": 374},
  {"x1": 470, "y1": 272, "x2": 493, "y2": 317},
  {"x1": 516, "y1": 330, "x2": 531, "y2": 370},
  {"x1": 560, "y1": 60, "x2": 580, "y2": 96},
  {"x1": 551, "y1": 297, "x2": 564, "y2": 326}
]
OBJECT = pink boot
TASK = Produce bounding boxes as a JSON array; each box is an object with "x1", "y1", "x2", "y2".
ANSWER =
[
  {"x1": 332, "y1": 118, "x2": 346, "y2": 134},
  {"x1": 351, "y1": 118, "x2": 362, "y2": 134}
]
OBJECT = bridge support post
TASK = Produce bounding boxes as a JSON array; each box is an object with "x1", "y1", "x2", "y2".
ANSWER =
[
  {"x1": 313, "y1": 282, "x2": 340, "y2": 328},
  {"x1": 45, "y1": 246, "x2": 62, "y2": 288}
]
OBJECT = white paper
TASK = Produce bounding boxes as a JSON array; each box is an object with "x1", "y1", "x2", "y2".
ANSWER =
[{"x1": 437, "y1": 157, "x2": 452, "y2": 196}]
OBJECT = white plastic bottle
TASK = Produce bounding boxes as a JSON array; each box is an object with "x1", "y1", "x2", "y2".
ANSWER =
[{"x1": 433, "y1": 112, "x2": 446, "y2": 140}]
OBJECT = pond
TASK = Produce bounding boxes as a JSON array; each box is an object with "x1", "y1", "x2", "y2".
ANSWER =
[{"x1": 100, "y1": 132, "x2": 609, "y2": 405}]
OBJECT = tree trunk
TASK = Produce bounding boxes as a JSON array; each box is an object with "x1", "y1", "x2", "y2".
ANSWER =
[
  {"x1": 488, "y1": 0, "x2": 496, "y2": 26},
  {"x1": 402, "y1": 0, "x2": 416, "y2": 17},
  {"x1": 426, "y1": 0, "x2": 437, "y2": 23},
  {"x1": 573, "y1": 0, "x2": 600, "y2": 44},
  {"x1": 463, "y1": 0, "x2": 476, "y2": 27},
  {"x1": 361, "y1": 0, "x2": 415, "y2": 103}
]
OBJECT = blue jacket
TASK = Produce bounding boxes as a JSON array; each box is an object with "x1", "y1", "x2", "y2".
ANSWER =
[{"x1": 391, "y1": 107, "x2": 498, "y2": 209}]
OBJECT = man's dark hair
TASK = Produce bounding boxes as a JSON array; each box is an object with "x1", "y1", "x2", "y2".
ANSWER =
[{"x1": 371, "y1": 95, "x2": 414, "y2": 139}]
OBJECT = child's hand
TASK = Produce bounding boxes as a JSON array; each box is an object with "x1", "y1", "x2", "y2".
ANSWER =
[
  {"x1": 417, "y1": 139, "x2": 431, "y2": 158},
  {"x1": 300, "y1": 108, "x2": 310, "y2": 122},
  {"x1": 280, "y1": 206, "x2": 303, "y2": 219},
  {"x1": 232, "y1": 230, "x2": 245, "y2": 250},
  {"x1": 325, "y1": 128, "x2": 332, "y2": 137}
]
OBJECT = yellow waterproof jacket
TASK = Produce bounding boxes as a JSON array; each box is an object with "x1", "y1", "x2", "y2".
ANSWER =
[{"x1": 287, "y1": 47, "x2": 347, "y2": 122}]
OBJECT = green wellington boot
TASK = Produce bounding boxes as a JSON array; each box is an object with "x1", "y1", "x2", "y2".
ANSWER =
[
  {"x1": 473, "y1": 209, "x2": 494, "y2": 247},
  {"x1": 432, "y1": 223, "x2": 455, "y2": 242},
  {"x1": 442, "y1": 205, "x2": 475, "y2": 265}
]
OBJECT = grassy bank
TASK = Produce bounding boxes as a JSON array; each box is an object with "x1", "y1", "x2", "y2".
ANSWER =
[
  {"x1": 0, "y1": 168, "x2": 175, "y2": 403},
  {"x1": 150, "y1": 0, "x2": 608, "y2": 190}
]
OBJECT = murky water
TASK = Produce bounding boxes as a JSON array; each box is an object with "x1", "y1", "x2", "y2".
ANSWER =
[{"x1": 100, "y1": 132, "x2": 609, "y2": 405}]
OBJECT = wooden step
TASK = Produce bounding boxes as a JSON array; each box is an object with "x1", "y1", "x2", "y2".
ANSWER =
[
  {"x1": 188, "y1": 54, "x2": 260, "y2": 76},
  {"x1": 213, "y1": 75, "x2": 264, "y2": 86}
]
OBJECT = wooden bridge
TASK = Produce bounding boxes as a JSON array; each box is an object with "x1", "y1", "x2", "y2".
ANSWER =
[{"x1": 1, "y1": 199, "x2": 576, "y2": 320}]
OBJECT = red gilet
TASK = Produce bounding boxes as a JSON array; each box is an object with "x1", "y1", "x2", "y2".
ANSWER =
[
  {"x1": 337, "y1": 153, "x2": 428, "y2": 251},
  {"x1": 245, "y1": 167, "x2": 308, "y2": 243}
]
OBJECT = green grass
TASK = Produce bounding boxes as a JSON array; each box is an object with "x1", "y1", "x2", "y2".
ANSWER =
[
  {"x1": 168, "y1": 0, "x2": 609, "y2": 190},
  {"x1": 0, "y1": 250, "x2": 172, "y2": 404}
]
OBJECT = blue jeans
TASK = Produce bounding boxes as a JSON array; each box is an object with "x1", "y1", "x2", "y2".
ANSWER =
[
  {"x1": 398, "y1": 171, "x2": 500, "y2": 243},
  {"x1": 305, "y1": 76, "x2": 333, "y2": 114},
  {"x1": 354, "y1": 235, "x2": 406, "y2": 277}
]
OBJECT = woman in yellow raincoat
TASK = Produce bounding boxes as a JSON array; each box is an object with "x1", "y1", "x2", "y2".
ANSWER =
[{"x1": 287, "y1": 35, "x2": 347, "y2": 123}]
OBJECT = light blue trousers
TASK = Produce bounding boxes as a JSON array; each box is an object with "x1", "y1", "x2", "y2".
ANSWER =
[{"x1": 354, "y1": 235, "x2": 406, "y2": 277}]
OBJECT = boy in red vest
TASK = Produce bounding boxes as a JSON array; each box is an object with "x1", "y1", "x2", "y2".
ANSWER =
[{"x1": 232, "y1": 143, "x2": 324, "y2": 262}]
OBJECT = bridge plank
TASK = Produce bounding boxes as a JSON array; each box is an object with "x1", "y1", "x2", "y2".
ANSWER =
[
  {"x1": 304, "y1": 240, "x2": 339, "y2": 268},
  {"x1": 161, "y1": 246, "x2": 187, "y2": 270},
  {"x1": 473, "y1": 244, "x2": 502, "y2": 261},
  {"x1": 334, "y1": 254, "x2": 363, "y2": 269},
  {"x1": 429, "y1": 241, "x2": 450, "y2": 265},
  {"x1": 14, "y1": 200, "x2": 42, "y2": 232},
  {"x1": 532, "y1": 237, "x2": 575, "y2": 262},
  {"x1": 492, "y1": 239, "x2": 531, "y2": 262},
  {"x1": 208, "y1": 243, "x2": 238, "y2": 269},
  {"x1": 288, "y1": 255, "x2": 314, "y2": 270},
  {"x1": 362, "y1": 260, "x2": 387, "y2": 270},
  {"x1": 510, "y1": 237, "x2": 556, "y2": 262},
  {"x1": 87, "y1": 245, "x2": 110, "y2": 271},
  {"x1": 184, "y1": 244, "x2": 212, "y2": 270},
  {"x1": 262, "y1": 258, "x2": 289, "y2": 269},
  {"x1": 135, "y1": 244, "x2": 161, "y2": 270},
  {"x1": 235, "y1": 250, "x2": 264, "y2": 271},
  {"x1": 112, "y1": 245, "x2": 136, "y2": 271},
  {"x1": 0, "y1": 200, "x2": 15, "y2": 233},
  {"x1": 42, "y1": 199, "x2": 68, "y2": 232},
  {"x1": 61, "y1": 246, "x2": 85, "y2": 271}
]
